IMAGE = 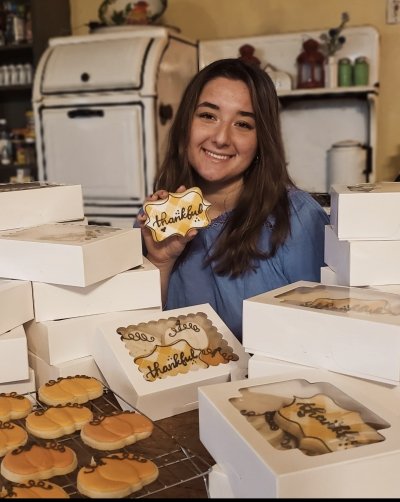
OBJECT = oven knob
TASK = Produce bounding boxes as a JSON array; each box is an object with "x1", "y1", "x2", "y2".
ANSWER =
[
  {"x1": 81, "y1": 72, "x2": 90, "y2": 82},
  {"x1": 159, "y1": 104, "x2": 173, "y2": 125}
]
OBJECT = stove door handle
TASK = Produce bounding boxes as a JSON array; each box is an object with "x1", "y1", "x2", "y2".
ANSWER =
[{"x1": 67, "y1": 109, "x2": 105, "y2": 119}]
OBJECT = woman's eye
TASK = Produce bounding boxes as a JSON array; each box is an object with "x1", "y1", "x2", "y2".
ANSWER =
[
  {"x1": 236, "y1": 121, "x2": 254, "y2": 130},
  {"x1": 197, "y1": 112, "x2": 215, "y2": 120}
]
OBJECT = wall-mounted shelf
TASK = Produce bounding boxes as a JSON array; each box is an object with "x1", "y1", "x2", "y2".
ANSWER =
[
  {"x1": 0, "y1": 0, "x2": 71, "y2": 182},
  {"x1": 277, "y1": 85, "x2": 378, "y2": 99},
  {"x1": 199, "y1": 26, "x2": 380, "y2": 193}
]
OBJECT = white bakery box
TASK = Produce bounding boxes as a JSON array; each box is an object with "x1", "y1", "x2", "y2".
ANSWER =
[
  {"x1": 330, "y1": 182, "x2": 400, "y2": 241},
  {"x1": 247, "y1": 355, "x2": 400, "y2": 426},
  {"x1": 243, "y1": 280, "x2": 400, "y2": 385},
  {"x1": 198, "y1": 368, "x2": 400, "y2": 498},
  {"x1": 31, "y1": 257, "x2": 161, "y2": 322},
  {"x1": 324, "y1": 224, "x2": 400, "y2": 286},
  {"x1": 24, "y1": 308, "x2": 161, "y2": 366},
  {"x1": 208, "y1": 464, "x2": 234, "y2": 498},
  {"x1": 321, "y1": 265, "x2": 400, "y2": 295},
  {"x1": 0, "y1": 223, "x2": 143, "y2": 287},
  {"x1": 0, "y1": 279, "x2": 33, "y2": 335},
  {"x1": 93, "y1": 303, "x2": 249, "y2": 421},
  {"x1": 28, "y1": 351, "x2": 105, "y2": 389},
  {"x1": 0, "y1": 325, "x2": 30, "y2": 383},
  {"x1": 0, "y1": 367, "x2": 35, "y2": 394},
  {"x1": 0, "y1": 182, "x2": 84, "y2": 231}
]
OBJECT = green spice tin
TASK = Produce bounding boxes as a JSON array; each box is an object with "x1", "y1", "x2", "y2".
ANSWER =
[
  {"x1": 338, "y1": 57, "x2": 353, "y2": 87},
  {"x1": 354, "y1": 56, "x2": 369, "y2": 86}
]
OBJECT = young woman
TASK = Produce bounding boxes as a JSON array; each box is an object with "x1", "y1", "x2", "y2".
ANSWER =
[{"x1": 137, "y1": 58, "x2": 329, "y2": 342}]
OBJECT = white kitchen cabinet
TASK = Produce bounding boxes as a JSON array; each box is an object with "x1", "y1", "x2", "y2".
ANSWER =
[{"x1": 199, "y1": 26, "x2": 379, "y2": 195}]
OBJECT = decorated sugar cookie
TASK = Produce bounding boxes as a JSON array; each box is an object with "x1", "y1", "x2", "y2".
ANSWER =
[
  {"x1": 275, "y1": 394, "x2": 385, "y2": 455},
  {"x1": 117, "y1": 312, "x2": 239, "y2": 382},
  {"x1": 143, "y1": 187, "x2": 211, "y2": 242}
]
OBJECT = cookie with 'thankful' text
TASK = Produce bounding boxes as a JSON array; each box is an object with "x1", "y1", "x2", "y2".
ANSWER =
[{"x1": 143, "y1": 187, "x2": 211, "y2": 242}]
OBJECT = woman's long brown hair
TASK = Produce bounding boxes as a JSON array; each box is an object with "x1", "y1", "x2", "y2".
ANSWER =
[{"x1": 155, "y1": 58, "x2": 295, "y2": 277}]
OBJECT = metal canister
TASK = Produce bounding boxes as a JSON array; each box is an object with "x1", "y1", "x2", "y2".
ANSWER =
[
  {"x1": 338, "y1": 57, "x2": 352, "y2": 87},
  {"x1": 354, "y1": 56, "x2": 369, "y2": 86}
]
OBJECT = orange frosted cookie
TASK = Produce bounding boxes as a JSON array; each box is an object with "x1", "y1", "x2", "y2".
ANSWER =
[
  {"x1": 275, "y1": 393, "x2": 385, "y2": 455},
  {"x1": 80, "y1": 410, "x2": 153, "y2": 450},
  {"x1": 38, "y1": 376, "x2": 104, "y2": 406},
  {"x1": 0, "y1": 422, "x2": 28, "y2": 457},
  {"x1": 77, "y1": 452, "x2": 159, "y2": 498},
  {"x1": 0, "y1": 393, "x2": 32, "y2": 421},
  {"x1": 0, "y1": 442, "x2": 78, "y2": 483},
  {"x1": 0, "y1": 480, "x2": 69, "y2": 498},
  {"x1": 25, "y1": 403, "x2": 93, "y2": 439},
  {"x1": 143, "y1": 187, "x2": 211, "y2": 242}
]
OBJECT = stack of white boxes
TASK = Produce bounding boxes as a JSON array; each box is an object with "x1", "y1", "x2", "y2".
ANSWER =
[
  {"x1": 322, "y1": 182, "x2": 400, "y2": 294},
  {"x1": 199, "y1": 183, "x2": 400, "y2": 498},
  {"x1": 0, "y1": 182, "x2": 160, "y2": 389},
  {"x1": 0, "y1": 279, "x2": 35, "y2": 394},
  {"x1": 0, "y1": 181, "x2": 249, "y2": 429}
]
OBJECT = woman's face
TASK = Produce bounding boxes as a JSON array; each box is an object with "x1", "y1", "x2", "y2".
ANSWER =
[{"x1": 187, "y1": 77, "x2": 258, "y2": 187}]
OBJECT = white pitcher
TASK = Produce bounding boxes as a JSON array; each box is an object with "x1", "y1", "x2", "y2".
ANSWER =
[{"x1": 327, "y1": 140, "x2": 368, "y2": 191}]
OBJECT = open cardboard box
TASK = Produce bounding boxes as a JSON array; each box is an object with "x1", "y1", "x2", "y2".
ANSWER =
[{"x1": 199, "y1": 369, "x2": 400, "y2": 498}]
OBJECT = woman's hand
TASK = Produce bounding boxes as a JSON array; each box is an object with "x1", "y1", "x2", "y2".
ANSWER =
[{"x1": 136, "y1": 185, "x2": 198, "y2": 268}]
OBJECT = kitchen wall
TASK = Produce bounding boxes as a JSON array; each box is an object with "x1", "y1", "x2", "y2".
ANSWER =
[{"x1": 69, "y1": 0, "x2": 400, "y2": 182}]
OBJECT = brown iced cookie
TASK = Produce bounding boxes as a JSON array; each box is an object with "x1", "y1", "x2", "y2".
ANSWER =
[
  {"x1": 77, "y1": 452, "x2": 159, "y2": 498},
  {"x1": 38, "y1": 375, "x2": 104, "y2": 406},
  {"x1": 80, "y1": 410, "x2": 153, "y2": 450},
  {"x1": 0, "y1": 422, "x2": 28, "y2": 457},
  {"x1": 0, "y1": 393, "x2": 32, "y2": 421},
  {"x1": 118, "y1": 312, "x2": 239, "y2": 382},
  {"x1": 143, "y1": 187, "x2": 211, "y2": 242},
  {"x1": 275, "y1": 393, "x2": 385, "y2": 455},
  {"x1": 0, "y1": 480, "x2": 69, "y2": 498},
  {"x1": 1, "y1": 442, "x2": 78, "y2": 483},
  {"x1": 25, "y1": 403, "x2": 93, "y2": 439}
]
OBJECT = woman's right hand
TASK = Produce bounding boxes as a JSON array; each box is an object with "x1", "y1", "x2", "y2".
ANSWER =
[{"x1": 136, "y1": 186, "x2": 198, "y2": 268}]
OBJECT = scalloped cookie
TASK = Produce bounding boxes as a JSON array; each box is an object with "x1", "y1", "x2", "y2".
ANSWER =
[
  {"x1": 143, "y1": 187, "x2": 211, "y2": 242},
  {"x1": 275, "y1": 393, "x2": 385, "y2": 455}
]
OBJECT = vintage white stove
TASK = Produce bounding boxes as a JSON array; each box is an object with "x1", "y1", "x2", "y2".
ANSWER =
[{"x1": 33, "y1": 26, "x2": 198, "y2": 226}]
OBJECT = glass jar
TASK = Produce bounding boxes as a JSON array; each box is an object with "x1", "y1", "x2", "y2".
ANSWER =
[
  {"x1": 354, "y1": 56, "x2": 369, "y2": 86},
  {"x1": 338, "y1": 57, "x2": 353, "y2": 87}
]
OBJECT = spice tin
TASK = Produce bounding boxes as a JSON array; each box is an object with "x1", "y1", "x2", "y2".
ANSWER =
[
  {"x1": 354, "y1": 56, "x2": 369, "y2": 86},
  {"x1": 338, "y1": 57, "x2": 352, "y2": 87}
]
